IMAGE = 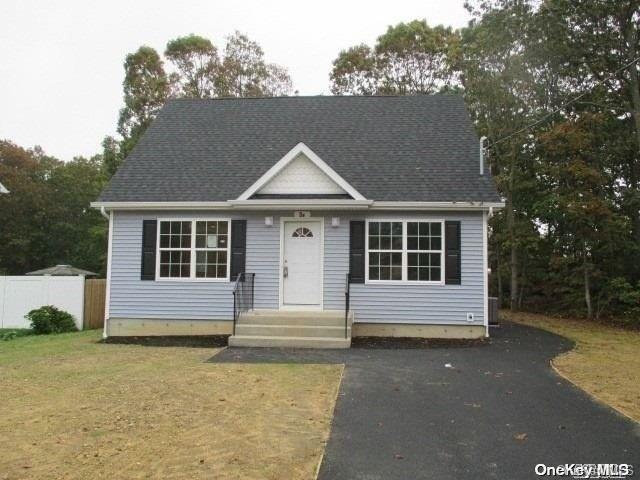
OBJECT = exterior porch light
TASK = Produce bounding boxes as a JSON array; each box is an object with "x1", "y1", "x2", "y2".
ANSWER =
[
  {"x1": 264, "y1": 216, "x2": 274, "y2": 226},
  {"x1": 331, "y1": 217, "x2": 340, "y2": 228}
]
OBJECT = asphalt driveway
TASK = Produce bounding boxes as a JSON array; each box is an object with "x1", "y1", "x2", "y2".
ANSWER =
[{"x1": 212, "y1": 323, "x2": 640, "y2": 479}]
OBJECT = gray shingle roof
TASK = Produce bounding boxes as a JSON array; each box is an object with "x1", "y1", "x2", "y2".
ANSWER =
[{"x1": 98, "y1": 95, "x2": 501, "y2": 203}]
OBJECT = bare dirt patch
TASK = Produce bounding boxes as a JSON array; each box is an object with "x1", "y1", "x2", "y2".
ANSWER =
[
  {"x1": 503, "y1": 310, "x2": 640, "y2": 422},
  {"x1": 0, "y1": 331, "x2": 343, "y2": 479}
]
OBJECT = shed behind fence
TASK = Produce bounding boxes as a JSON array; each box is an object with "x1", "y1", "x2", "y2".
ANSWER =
[{"x1": 83, "y1": 279, "x2": 106, "y2": 330}]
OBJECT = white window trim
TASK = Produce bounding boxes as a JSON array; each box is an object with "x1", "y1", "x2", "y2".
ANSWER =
[
  {"x1": 365, "y1": 218, "x2": 446, "y2": 286},
  {"x1": 155, "y1": 217, "x2": 231, "y2": 282}
]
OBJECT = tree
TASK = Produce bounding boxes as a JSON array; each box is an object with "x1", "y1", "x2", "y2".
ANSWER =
[
  {"x1": 165, "y1": 35, "x2": 219, "y2": 98},
  {"x1": 376, "y1": 21, "x2": 460, "y2": 94},
  {"x1": 46, "y1": 155, "x2": 108, "y2": 275},
  {"x1": 330, "y1": 45, "x2": 378, "y2": 95},
  {"x1": 106, "y1": 32, "x2": 293, "y2": 172},
  {"x1": 460, "y1": 0, "x2": 640, "y2": 319},
  {"x1": 217, "y1": 31, "x2": 292, "y2": 97},
  {"x1": 117, "y1": 46, "x2": 169, "y2": 160},
  {"x1": 537, "y1": 114, "x2": 626, "y2": 318},
  {"x1": 0, "y1": 141, "x2": 107, "y2": 275},
  {"x1": 539, "y1": 0, "x2": 640, "y2": 264},
  {"x1": 0, "y1": 141, "x2": 53, "y2": 274},
  {"x1": 101, "y1": 135, "x2": 121, "y2": 178},
  {"x1": 330, "y1": 20, "x2": 460, "y2": 95},
  {"x1": 460, "y1": 0, "x2": 545, "y2": 310},
  {"x1": 262, "y1": 63, "x2": 294, "y2": 97}
]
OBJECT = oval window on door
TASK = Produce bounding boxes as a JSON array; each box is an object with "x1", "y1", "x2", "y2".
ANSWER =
[{"x1": 292, "y1": 227, "x2": 313, "y2": 238}]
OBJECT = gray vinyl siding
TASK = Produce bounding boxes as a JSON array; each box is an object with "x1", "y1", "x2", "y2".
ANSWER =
[
  {"x1": 246, "y1": 214, "x2": 279, "y2": 310},
  {"x1": 322, "y1": 212, "x2": 485, "y2": 324},
  {"x1": 110, "y1": 212, "x2": 235, "y2": 320},
  {"x1": 109, "y1": 211, "x2": 295, "y2": 319},
  {"x1": 109, "y1": 210, "x2": 485, "y2": 325},
  {"x1": 350, "y1": 212, "x2": 485, "y2": 325},
  {"x1": 323, "y1": 216, "x2": 350, "y2": 309}
]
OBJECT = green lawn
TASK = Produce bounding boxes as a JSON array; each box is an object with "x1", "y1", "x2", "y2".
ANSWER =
[
  {"x1": 504, "y1": 310, "x2": 640, "y2": 422},
  {"x1": 0, "y1": 330, "x2": 343, "y2": 479}
]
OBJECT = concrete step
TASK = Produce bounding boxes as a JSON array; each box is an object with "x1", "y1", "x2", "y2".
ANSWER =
[
  {"x1": 228, "y1": 335, "x2": 351, "y2": 349},
  {"x1": 240, "y1": 310, "x2": 347, "y2": 327},
  {"x1": 236, "y1": 323, "x2": 351, "y2": 338},
  {"x1": 249, "y1": 309, "x2": 344, "y2": 317}
]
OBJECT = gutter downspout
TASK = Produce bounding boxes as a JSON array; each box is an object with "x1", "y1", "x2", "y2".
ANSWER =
[
  {"x1": 483, "y1": 210, "x2": 489, "y2": 337},
  {"x1": 99, "y1": 206, "x2": 109, "y2": 220},
  {"x1": 485, "y1": 205, "x2": 494, "y2": 337}
]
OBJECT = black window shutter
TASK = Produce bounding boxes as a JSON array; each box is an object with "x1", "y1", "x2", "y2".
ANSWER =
[
  {"x1": 141, "y1": 220, "x2": 157, "y2": 280},
  {"x1": 349, "y1": 221, "x2": 366, "y2": 283},
  {"x1": 445, "y1": 220, "x2": 461, "y2": 285},
  {"x1": 230, "y1": 220, "x2": 247, "y2": 281}
]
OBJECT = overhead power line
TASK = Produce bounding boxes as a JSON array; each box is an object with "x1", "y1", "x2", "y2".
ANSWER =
[{"x1": 486, "y1": 54, "x2": 640, "y2": 150}]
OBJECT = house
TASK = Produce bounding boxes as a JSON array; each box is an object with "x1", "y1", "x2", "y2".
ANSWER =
[{"x1": 92, "y1": 95, "x2": 503, "y2": 347}]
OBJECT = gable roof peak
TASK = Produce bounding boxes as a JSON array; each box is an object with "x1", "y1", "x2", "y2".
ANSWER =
[{"x1": 237, "y1": 142, "x2": 366, "y2": 201}]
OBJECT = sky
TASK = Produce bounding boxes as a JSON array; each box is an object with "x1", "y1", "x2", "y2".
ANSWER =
[{"x1": 0, "y1": 1, "x2": 470, "y2": 161}]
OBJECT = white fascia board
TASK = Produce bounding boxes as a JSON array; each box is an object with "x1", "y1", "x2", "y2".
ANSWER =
[
  {"x1": 91, "y1": 200, "x2": 505, "y2": 212},
  {"x1": 91, "y1": 200, "x2": 371, "y2": 211},
  {"x1": 91, "y1": 201, "x2": 232, "y2": 210},
  {"x1": 370, "y1": 201, "x2": 505, "y2": 211},
  {"x1": 236, "y1": 142, "x2": 367, "y2": 201}
]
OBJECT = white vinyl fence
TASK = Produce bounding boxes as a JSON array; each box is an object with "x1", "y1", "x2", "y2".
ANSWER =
[{"x1": 0, "y1": 276, "x2": 84, "y2": 329}]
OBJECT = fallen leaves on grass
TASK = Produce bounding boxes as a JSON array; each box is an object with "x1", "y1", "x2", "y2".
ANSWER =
[{"x1": 0, "y1": 331, "x2": 344, "y2": 480}]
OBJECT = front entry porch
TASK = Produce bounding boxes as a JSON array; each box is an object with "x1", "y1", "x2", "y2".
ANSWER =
[{"x1": 228, "y1": 310, "x2": 353, "y2": 348}]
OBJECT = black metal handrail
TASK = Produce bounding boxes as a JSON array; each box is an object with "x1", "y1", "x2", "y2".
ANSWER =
[
  {"x1": 233, "y1": 273, "x2": 255, "y2": 335},
  {"x1": 344, "y1": 272, "x2": 351, "y2": 339}
]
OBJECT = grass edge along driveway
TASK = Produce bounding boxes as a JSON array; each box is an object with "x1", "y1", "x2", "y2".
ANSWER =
[
  {"x1": 0, "y1": 330, "x2": 343, "y2": 480},
  {"x1": 503, "y1": 310, "x2": 640, "y2": 423}
]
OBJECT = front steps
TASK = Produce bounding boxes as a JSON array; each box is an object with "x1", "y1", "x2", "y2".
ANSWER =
[{"x1": 228, "y1": 310, "x2": 352, "y2": 348}]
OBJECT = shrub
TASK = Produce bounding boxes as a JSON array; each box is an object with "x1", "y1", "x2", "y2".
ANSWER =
[
  {"x1": 26, "y1": 306, "x2": 78, "y2": 334},
  {"x1": 596, "y1": 278, "x2": 640, "y2": 328},
  {"x1": 0, "y1": 329, "x2": 33, "y2": 341},
  {"x1": 0, "y1": 330, "x2": 17, "y2": 341}
]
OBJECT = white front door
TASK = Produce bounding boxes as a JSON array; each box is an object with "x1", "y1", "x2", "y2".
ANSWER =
[{"x1": 282, "y1": 220, "x2": 322, "y2": 306}]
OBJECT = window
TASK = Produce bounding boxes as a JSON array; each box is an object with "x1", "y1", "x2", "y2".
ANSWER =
[
  {"x1": 159, "y1": 221, "x2": 192, "y2": 278},
  {"x1": 158, "y1": 219, "x2": 229, "y2": 280},
  {"x1": 195, "y1": 221, "x2": 228, "y2": 278},
  {"x1": 368, "y1": 221, "x2": 403, "y2": 281},
  {"x1": 407, "y1": 222, "x2": 441, "y2": 282},
  {"x1": 292, "y1": 227, "x2": 313, "y2": 238},
  {"x1": 366, "y1": 220, "x2": 444, "y2": 283}
]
